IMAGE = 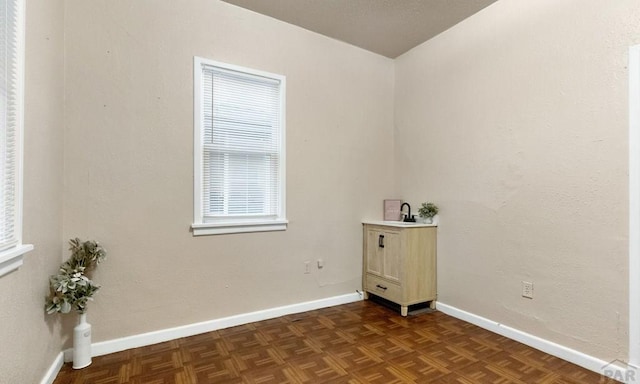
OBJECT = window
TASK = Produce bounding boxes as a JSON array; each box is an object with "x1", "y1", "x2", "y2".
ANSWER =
[
  {"x1": 0, "y1": 0, "x2": 32, "y2": 277},
  {"x1": 192, "y1": 57, "x2": 287, "y2": 235}
]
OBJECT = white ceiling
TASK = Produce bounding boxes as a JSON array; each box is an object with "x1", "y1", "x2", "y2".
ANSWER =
[{"x1": 221, "y1": 0, "x2": 498, "y2": 58}]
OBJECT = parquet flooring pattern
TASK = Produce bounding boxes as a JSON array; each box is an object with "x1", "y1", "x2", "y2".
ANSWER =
[{"x1": 53, "y1": 301, "x2": 620, "y2": 384}]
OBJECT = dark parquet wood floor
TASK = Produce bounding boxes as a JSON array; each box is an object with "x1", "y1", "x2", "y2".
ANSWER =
[{"x1": 53, "y1": 300, "x2": 620, "y2": 383}]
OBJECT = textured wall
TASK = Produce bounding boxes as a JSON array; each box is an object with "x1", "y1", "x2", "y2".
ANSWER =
[
  {"x1": 394, "y1": 0, "x2": 639, "y2": 361},
  {"x1": 0, "y1": 0, "x2": 65, "y2": 383},
  {"x1": 63, "y1": 0, "x2": 394, "y2": 344}
]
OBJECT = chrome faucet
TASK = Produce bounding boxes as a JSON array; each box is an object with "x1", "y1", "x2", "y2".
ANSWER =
[{"x1": 400, "y1": 202, "x2": 416, "y2": 222}]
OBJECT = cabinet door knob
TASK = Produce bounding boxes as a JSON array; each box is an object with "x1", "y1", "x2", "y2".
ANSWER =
[
  {"x1": 376, "y1": 284, "x2": 387, "y2": 291},
  {"x1": 378, "y1": 234, "x2": 385, "y2": 248}
]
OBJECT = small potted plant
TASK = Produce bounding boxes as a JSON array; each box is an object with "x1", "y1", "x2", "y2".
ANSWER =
[
  {"x1": 418, "y1": 202, "x2": 439, "y2": 224},
  {"x1": 45, "y1": 238, "x2": 106, "y2": 369}
]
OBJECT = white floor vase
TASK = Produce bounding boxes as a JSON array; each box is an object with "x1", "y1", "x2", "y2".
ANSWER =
[{"x1": 72, "y1": 313, "x2": 92, "y2": 369}]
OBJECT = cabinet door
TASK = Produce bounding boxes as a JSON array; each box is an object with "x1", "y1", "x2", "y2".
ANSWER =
[
  {"x1": 365, "y1": 229, "x2": 384, "y2": 276},
  {"x1": 381, "y1": 231, "x2": 401, "y2": 283}
]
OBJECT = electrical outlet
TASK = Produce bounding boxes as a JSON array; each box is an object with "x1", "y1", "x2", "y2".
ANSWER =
[
  {"x1": 304, "y1": 261, "x2": 311, "y2": 274},
  {"x1": 522, "y1": 281, "x2": 533, "y2": 299},
  {"x1": 317, "y1": 259, "x2": 324, "y2": 269}
]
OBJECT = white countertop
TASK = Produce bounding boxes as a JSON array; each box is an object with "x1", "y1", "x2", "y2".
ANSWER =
[{"x1": 362, "y1": 220, "x2": 437, "y2": 228}]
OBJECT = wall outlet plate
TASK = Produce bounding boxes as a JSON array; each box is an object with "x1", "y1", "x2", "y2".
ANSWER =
[{"x1": 522, "y1": 281, "x2": 534, "y2": 299}]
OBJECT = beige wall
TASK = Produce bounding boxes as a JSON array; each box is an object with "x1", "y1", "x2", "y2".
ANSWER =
[
  {"x1": 0, "y1": 0, "x2": 65, "y2": 383},
  {"x1": 395, "y1": 0, "x2": 640, "y2": 361},
  {"x1": 63, "y1": 0, "x2": 394, "y2": 344}
]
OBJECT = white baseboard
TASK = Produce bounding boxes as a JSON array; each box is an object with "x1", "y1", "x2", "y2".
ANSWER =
[
  {"x1": 436, "y1": 302, "x2": 632, "y2": 382},
  {"x1": 39, "y1": 352, "x2": 63, "y2": 384},
  {"x1": 63, "y1": 292, "x2": 363, "y2": 362}
]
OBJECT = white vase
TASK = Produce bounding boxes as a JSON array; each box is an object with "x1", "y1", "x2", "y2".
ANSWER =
[
  {"x1": 422, "y1": 216, "x2": 433, "y2": 224},
  {"x1": 72, "y1": 313, "x2": 92, "y2": 369}
]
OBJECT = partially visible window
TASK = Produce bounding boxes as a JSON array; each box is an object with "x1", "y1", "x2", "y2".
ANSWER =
[
  {"x1": 192, "y1": 57, "x2": 287, "y2": 236},
  {"x1": 0, "y1": 0, "x2": 32, "y2": 277}
]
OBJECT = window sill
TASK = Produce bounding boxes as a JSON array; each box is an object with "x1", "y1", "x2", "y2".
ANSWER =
[
  {"x1": 0, "y1": 244, "x2": 34, "y2": 277},
  {"x1": 192, "y1": 219, "x2": 288, "y2": 236}
]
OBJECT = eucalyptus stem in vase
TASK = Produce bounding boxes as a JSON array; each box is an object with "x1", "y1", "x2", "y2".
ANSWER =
[{"x1": 45, "y1": 238, "x2": 106, "y2": 369}]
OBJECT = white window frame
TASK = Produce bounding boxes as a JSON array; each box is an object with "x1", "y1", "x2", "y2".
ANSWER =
[
  {"x1": 0, "y1": 0, "x2": 33, "y2": 277},
  {"x1": 192, "y1": 57, "x2": 287, "y2": 236}
]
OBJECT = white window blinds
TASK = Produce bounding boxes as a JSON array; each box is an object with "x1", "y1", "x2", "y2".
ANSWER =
[
  {"x1": 0, "y1": 0, "x2": 21, "y2": 251},
  {"x1": 0, "y1": 0, "x2": 30, "y2": 276},
  {"x1": 193, "y1": 58, "x2": 286, "y2": 235}
]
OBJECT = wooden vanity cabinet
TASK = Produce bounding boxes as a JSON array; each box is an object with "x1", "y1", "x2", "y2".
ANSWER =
[{"x1": 362, "y1": 223, "x2": 436, "y2": 316}]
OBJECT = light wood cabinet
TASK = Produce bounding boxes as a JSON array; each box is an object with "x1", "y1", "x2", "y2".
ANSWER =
[{"x1": 362, "y1": 222, "x2": 436, "y2": 316}]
